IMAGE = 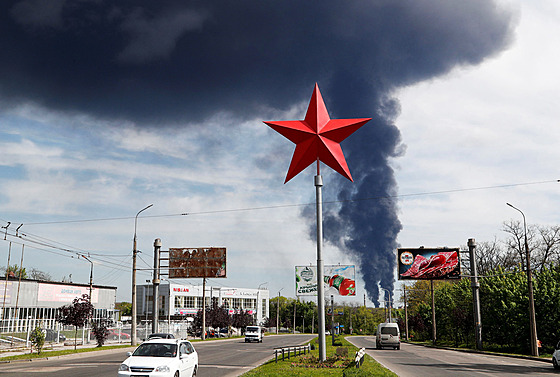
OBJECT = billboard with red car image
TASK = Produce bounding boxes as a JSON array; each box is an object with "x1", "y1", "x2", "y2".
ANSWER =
[{"x1": 398, "y1": 248, "x2": 460, "y2": 280}]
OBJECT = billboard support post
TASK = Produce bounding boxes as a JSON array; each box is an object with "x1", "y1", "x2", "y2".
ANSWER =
[
  {"x1": 404, "y1": 286, "x2": 409, "y2": 341},
  {"x1": 468, "y1": 238, "x2": 483, "y2": 350},
  {"x1": 202, "y1": 278, "x2": 206, "y2": 340},
  {"x1": 330, "y1": 295, "x2": 334, "y2": 346},
  {"x1": 431, "y1": 280, "x2": 436, "y2": 344}
]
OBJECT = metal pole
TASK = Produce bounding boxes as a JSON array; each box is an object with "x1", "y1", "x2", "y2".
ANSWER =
[
  {"x1": 468, "y1": 238, "x2": 482, "y2": 350},
  {"x1": 293, "y1": 298, "x2": 296, "y2": 334},
  {"x1": 276, "y1": 288, "x2": 283, "y2": 334},
  {"x1": 404, "y1": 286, "x2": 409, "y2": 341},
  {"x1": 431, "y1": 280, "x2": 436, "y2": 344},
  {"x1": 132, "y1": 204, "x2": 153, "y2": 346},
  {"x1": 152, "y1": 239, "x2": 161, "y2": 334},
  {"x1": 506, "y1": 203, "x2": 538, "y2": 356},
  {"x1": 315, "y1": 174, "x2": 327, "y2": 361},
  {"x1": 331, "y1": 295, "x2": 334, "y2": 346},
  {"x1": 202, "y1": 278, "x2": 206, "y2": 340}
]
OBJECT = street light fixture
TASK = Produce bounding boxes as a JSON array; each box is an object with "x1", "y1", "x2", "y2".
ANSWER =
[
  {"x1": 131, "y1": 204, "x2": 153, "y2": 346},
  {"x1": 506, "y1": 202, "x2": 538, "y2": 356}
]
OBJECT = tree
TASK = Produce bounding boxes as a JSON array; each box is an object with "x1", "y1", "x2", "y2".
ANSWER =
[
  {"x1": 29, "y1": 268, "x2": 52, "y2": 281},
  {"x1": 56, "y1": 294, "x2": 93, "y2": 350},
  {"x1": 1, "y1": 264, "x2": 26, "y2": 278},
  {"x1": 91, "y1": 320, "x2": 110, "y2": 347},
  {"x1": 116, "y1": 302, "x2": 132, "y2": 317},
  {"x1": 29, "y1": 326, "x2": 45, "y2": 354},
  {"x1": 231, "y1": 310, "x2": 253, "y2": 334}
]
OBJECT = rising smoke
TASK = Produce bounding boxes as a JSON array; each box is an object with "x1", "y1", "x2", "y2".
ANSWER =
[{"x1": 0, "y1": 0, "x2": 516, "y2": 304}]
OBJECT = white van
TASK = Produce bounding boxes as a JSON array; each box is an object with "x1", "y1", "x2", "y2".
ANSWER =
[
  {"x1": 245, "y1": 326, "x2": 263, "y2": 343},
  {"x1": 376, "y1": 322, "x2": 400, "y2": 350}
]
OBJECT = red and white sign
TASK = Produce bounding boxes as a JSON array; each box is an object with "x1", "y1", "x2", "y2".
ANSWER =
[{"x1": 173, "y1": 287, "x2": 190, "y2": 292}]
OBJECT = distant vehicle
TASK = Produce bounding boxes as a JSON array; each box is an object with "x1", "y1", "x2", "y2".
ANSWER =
[
  {"x1": 118, "y1": 338, "x2": 198, "y2": 377},
  {"x1": 245, "y1": 326, "x2": 263, "y2": 343},
  {"x1": 148, "y1": 333, "x2": 175, "y2": 340},
  {"x1": 376, "y1": 322, "x2": 400, "y2": 350},
  {"x1": 108, "y1": 330, "x2": 131, "y2": 340},
  {"x1": 44, "y1": 329, "x2": 66, "y2": 342},
  {"x1": 553, "y1": 340, "x2": 560, "y2": 369}
]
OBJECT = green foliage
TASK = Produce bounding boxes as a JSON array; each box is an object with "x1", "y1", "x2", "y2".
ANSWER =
[
  {"x1": 343, "y1": 368, "x2": 372, "y2": 377},
  {"x1": 91, "y1": 320, "x2": 110, "y2": 347},
  {"x1": 2, "y1": 264, "x2": 27, "y2": 278},
  {"x1": 115, "y1": 302, "x2": 132, "y2": 316},
  {"x1": 29, "y1": 326, "x2": 45, "y2": 354}
]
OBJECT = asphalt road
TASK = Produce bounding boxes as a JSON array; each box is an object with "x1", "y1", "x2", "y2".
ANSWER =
[
  {"x1": 347, "y1": 336, "x2": 557, "y2": 377},
  {"x1": 0, "y1": 334, "x2": 315, "y2": 376}
]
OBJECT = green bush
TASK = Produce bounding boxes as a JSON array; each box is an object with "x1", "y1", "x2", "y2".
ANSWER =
[{"x1": 29, "y1": 327, "x2": 45, "y2": 354}]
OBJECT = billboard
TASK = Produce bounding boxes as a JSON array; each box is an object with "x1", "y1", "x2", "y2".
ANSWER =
[
  {"x1": 169, "y1": 248, "x2": 226, "y2": 278},
  {"x1": 397, "y1": 248, "x2": 460, "y2": 280},
  {"x1": 295, "y1": 265, "x2": 356, "y2": 296}
]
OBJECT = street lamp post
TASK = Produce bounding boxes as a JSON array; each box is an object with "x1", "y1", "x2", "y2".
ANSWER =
[
  {"x1": 379, "y1": 288, "x2": 392, "y2": 323},
  {"x1": 507, "y1": 202, "x2": 539, "y2": 356},
  {"x1": 132, "y1": 204, "x2": 153, "y2": 346},
  {"x1": 276, "y1": 288, "x2": 283, "y2": 334}
]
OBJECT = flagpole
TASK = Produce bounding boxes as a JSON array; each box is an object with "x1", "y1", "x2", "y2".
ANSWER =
[{"x1": 315, "y1": 160, "x2": 327, "y2": 361}]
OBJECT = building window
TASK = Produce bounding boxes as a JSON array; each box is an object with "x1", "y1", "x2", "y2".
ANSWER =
[
  {"x1": 175, "y1": 296, "x2": 185, "y2": 308},
  {"x1": 262, "y1": 299, "x2": 266, "y2": 318},
  {"x1": 196, "y1": 297, "x2": 203, "y2": 308},
  {"x1": 186, "y1": 296, "x2": 195, "y2": 308},
  {"x1": 243, "y1": 298, "x2": 255, "y2": 309},
  {"x1": 232, "y1": 298, "x2": 241, "y2": 309}
]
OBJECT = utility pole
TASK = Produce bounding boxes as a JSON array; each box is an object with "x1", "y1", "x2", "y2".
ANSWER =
[
  {"x1": 132, "y1": 204, "x2": 153, "y2": 346},
  {"x1": 202, "y1": 278, "x2": 206, "y2": 340},
  {"x1": 293, "y1": 298, "x2": 297, "y2": 334},
  {"x1": 152, "y1": 239, "x2": 161, "y2": 334},
  {"x1": 468, "y1": 238, "x2": 483, "y2": 350},
  {"x1": 276, "y1": 288, "x2": 283, "y2": 334}
]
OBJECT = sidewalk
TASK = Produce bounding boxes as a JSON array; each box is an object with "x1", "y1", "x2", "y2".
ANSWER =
[{"x1": 0, "y1": 339, "x2": 135, "y2": 360}]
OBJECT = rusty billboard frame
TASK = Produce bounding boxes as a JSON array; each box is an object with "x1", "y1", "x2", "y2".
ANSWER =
[{"x1": 168, "y1": 247, "x2": 227, "y2": 278}]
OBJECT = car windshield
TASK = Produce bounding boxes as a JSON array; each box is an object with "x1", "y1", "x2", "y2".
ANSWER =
[
  {"x1": 133, "y1": 343, "x2": 177, "y2": 357},
  {"x1": 381, "y1": 327, "x2": 398, "y2": 336},
  {"x1": 247, "y1": 327, "x2": 259, "y2": 332}
]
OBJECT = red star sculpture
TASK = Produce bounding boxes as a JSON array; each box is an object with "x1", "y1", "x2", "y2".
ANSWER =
[{"x1": 264, "y1": 83, "x2": 371, "y2": 183}]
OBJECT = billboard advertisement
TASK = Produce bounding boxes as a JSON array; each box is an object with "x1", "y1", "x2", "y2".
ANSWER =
[
  {"x1": 295, "y1": 265, "x2": 356, "y2": 296},
  {"x1": 397, "y1": 248, "x2": 460, "y2": 280},
  {"x1": 169, "y1": 247, "x2": 226, "y2": 279}
]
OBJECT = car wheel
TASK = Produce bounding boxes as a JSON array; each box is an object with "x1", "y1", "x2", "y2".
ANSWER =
[
  {"x1": 192, "y1": 365, "x2": 197, "y2": 376},
  {"x1": 174, "y1": 371, "x2": 179, "y2": 377},
  {"x1": 554, "y1": 357, "x2": 560, "y2": 370},
  {"x1": 397, "y1": 345, "x2": 400, "y2": 350}
]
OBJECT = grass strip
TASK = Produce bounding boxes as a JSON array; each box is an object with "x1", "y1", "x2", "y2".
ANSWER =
[{"x1": 242, "y1": 335, "x2": 397, "y2": 376}]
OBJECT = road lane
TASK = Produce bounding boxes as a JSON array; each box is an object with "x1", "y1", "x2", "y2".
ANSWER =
[
  {"x1": 0, "y1": 334, "x2": 315, "y2": 376},
  {"x1": 347, "y1": 336, "x2": 556, "y2": 377}
]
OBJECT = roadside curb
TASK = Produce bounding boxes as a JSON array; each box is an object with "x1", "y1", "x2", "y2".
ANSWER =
[{"x1": 404, "y1": 341, "x2": 551, "y2": 364}]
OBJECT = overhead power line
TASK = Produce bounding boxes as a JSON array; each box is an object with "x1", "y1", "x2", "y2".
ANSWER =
[{"x1": 15, "y1": 178, "x2": 560, "y2": 226}]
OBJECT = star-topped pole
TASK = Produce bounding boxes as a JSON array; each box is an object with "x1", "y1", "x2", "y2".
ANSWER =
[
  {"x1": 264, "y1": 84, "x2": 372, "y2": 362},
  {"x1": 264, "y1": 83, "x2": 371, "y2": 183}
]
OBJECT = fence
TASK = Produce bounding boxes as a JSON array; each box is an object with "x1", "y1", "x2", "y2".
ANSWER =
[{"x1": 274, "y1": 344, "x2": 311, "y2": 362}]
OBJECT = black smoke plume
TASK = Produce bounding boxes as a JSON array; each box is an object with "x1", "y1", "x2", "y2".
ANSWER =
[{"x1": 0, "y1": 1, "x2": 515, "y2": 304}]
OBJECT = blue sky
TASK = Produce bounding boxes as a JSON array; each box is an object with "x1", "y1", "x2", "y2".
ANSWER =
[{"x1": 1, "y1": 0, "x2": 559, "y2": 306}]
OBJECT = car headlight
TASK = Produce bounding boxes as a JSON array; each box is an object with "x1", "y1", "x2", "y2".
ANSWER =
[
  {"x1": 155, "y1": 365, "x2": 170, "y2": 372},
  {"x1": 118, "y1": 364, "x2": 130, "y2": 371}
]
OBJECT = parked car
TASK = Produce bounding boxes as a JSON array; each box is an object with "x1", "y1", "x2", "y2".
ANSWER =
[
  {"x1": 44, "y1": 329, "x2": 66, "y2": 342},
  {"x1": 108, "y1": 330, "x2": 131, "y2": 340},
  {"x1": 118, "y1": 338, "x2": 198, "y2": 377},
  {"x1": 553, "y1": 340, "x2": 560, "y2": 369},
  {"x1": 376, "y1": 322, "x2": 400, "y2": 350},
  {"x1": 148, "y1": 333, "x2": 175, "y2": 340}
]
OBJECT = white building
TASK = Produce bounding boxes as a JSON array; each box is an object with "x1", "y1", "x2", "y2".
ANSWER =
[{"x1": 137, "y1": 282, "x2": 269, "y2": 325}]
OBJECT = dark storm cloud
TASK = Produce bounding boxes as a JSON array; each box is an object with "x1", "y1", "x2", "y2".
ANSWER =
[{"x1": 0, "y1": 0, "x2": 515, "y2": 304}]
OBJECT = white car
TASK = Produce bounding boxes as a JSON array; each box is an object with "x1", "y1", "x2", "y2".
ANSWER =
[
  {"x1": 118, "y1": 338, "x2": 198, "y2": 377},
  {"x1": 553, "y1": 340, "x2": 560, "y2": 369}
]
